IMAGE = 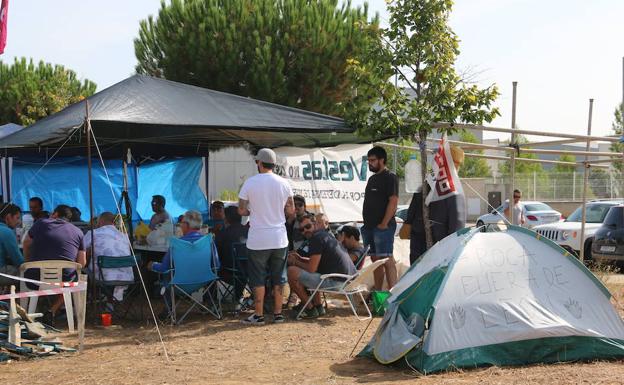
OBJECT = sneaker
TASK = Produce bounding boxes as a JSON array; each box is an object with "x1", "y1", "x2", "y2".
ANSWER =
[
  {"x1": 298, "y1": 306, "x2": 319, "y2": 319},
  {"x1": 273, "y1": 313, "x2": 285, "y2": 323},
  {"x1": 316, "y1": 305, "x2": 327, "y2": 316},
  {"x1": 241, "y1": 313, "x2": 265, "y2": 325}
]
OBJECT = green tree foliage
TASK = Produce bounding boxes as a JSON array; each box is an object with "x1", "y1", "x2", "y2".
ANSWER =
[
  {"x1": 498, "y1": 135, "x2": 544, "y2": 175},
  {"x1": 457, "y1": 130, "x2": 491, "y2": 178},
  {"x1": 554, "y1": 154, "x2": 577, "y2": 173},
  {"x1": 0, "y1": 58, "x2": 96, "y2": 126},
  {"x1": 343, "y1": 0, "x2": 499, "y2": 247},
  {"x1": 134, "y1": 0, "x2": 379, "y2": 116}
]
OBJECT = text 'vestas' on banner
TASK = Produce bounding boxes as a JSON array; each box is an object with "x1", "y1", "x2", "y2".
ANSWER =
[{"x1": 273, "y1": 143, "x2": 372, "y2": 223}]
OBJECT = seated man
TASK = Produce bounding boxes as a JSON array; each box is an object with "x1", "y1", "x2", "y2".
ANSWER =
[
  {"x1": 22, "y1": 204, "x2": 86, "y2": 322},
  {"x1": 215, "y1": 206, "x2": 248, "y2": 301},
  {"x1": 29, "y1": 196, "x2": 48, "y2": 222},
  {"x1": 286, "y1": 195, "x2": 311, "y2": 250},
  {"x1": 0, "y1": 203, "x2": 24, "y2": 286},
  {"x1": 149, "y1": 195, "x2": 173, "y2": 231},
  {"x1": 337, "y1": 225, "x2": 366, "y2": 269},
  {"x1": 84, "y1": 212, "x2": 133, "y2": 300},
  {"x1": 287, "y1": 214, "x2": 356, "y2": 319},
  {"x1": 148, "y1": 210, "x2": 205, "y2": 274},
  {"x1": 209, "y1": 200, "x2": 225, "y2": 234}
]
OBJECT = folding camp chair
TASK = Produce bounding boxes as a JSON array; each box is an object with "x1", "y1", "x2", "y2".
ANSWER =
[
  {"x1": 161, "y1": 235, "x2": 222, "y2": 324},
  {"x1": 353, "y1": 245, "x2": 371, "y2": 270},
  {"x1": 296, "y1": 258, "x2": 388, "y2": 321},
  {"x1": 96, "y1": 254, "x2": 143, "y2": 320},
  {"x1": 219, "y1": 242, "x2": 251, "y2": 309}
]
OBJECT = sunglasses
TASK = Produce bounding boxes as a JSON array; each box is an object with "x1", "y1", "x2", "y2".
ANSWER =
[
  {"x1": 513, "y1": 195, "x2": 521, "y2": 199},
  {"x1": 295, "y1": 202, "x2": 304, "y2": 208},
  {"x1": 299, "y1": 223, "x2": 314, "y2": 232}
]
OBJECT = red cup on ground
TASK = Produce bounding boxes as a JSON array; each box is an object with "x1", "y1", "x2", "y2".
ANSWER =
[{"x1": 101, "y1": 313, "x2": 112, "y2": 327}]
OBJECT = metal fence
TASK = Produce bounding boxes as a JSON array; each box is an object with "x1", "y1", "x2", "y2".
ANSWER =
[{"x1": 492, "y1": 170, "x2": 624, "y2": 201}]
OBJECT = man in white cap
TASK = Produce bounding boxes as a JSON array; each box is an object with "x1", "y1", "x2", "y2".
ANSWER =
[{"x1": 238, "y1": 148, "x2": 294, "y2": 325}]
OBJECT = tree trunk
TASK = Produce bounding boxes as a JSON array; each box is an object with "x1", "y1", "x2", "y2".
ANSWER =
[{"x1": 419, "y1": 128, "x2": 434, "y2": 249}]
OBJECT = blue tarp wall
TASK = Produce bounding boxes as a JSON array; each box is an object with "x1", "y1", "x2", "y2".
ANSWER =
[{"x1": 11, "y1": 157, "x2": 208, "y2": 223}]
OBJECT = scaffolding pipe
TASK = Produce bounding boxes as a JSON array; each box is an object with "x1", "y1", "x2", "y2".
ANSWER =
[
  {"x1": 433, "y1": 122, "x2": 622, "y2": 143},
  {"x1": 425, "y1": 138, "x2": 622, "y2": 157},
  {"x1": 579, "y1": 99, "x2": 593, "y2": 263},
  {"x1": 374, "y1": 142, "x2": 610, "y2": 168}
]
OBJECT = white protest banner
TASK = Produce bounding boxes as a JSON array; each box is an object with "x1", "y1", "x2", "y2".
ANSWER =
[
  {"x1": 273, "y1": 143, "x2": 372, "y2": 222},
  {"x1": 425, "y1": 135, "x2": 463, "y2": 205}
]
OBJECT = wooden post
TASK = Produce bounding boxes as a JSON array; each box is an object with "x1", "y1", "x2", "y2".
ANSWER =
[
  {"x1": 579, "y1": 99, "x2": 593, "y2": 263},
  {"x1": 8, "y1": 285, "x2": 20, "y2": 346}
]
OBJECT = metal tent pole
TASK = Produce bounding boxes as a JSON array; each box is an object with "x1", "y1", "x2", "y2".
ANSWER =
[
  {"x1": 509, "y1": 82, "x2": 518, "y2": 224},
  {"x1": 85, "y1": 101, "x2": 97, "y2": 316},
  {"x1": 579, "y1": 99, "x2": 593, "y2": 263}
]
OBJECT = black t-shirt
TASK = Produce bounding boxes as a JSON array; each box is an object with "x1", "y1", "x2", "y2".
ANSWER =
[
  {"x1": 347, "y1": 245, "x2": 366, "y2": 269},
  {"x1": 362, "y1": 169, "x2": 399, "y2": 228},
  {"x1": 308, "y1": 230, "x2": 356, "y2": 276},
  {"x1": 215, "y1": 223, "x2": 248, "y2": 269}
]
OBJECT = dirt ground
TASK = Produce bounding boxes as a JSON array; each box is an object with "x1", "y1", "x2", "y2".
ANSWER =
[{"x1": 3, "y1": 284, "x2": 624, "y2": 385}]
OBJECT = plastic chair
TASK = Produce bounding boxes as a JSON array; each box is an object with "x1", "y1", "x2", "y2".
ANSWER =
[
  {"x1": 162, "y1": 235, "x2": 221, "y2": 324},
  {"x1": 96, "y1": 254, "x2": 143, "y2": 320},
  {"x1": 19, "y1": 260, "x2": 83, "y2": 333},
  {"x1": 296, "y1": 258, "x2": 388, "y2": 321}
]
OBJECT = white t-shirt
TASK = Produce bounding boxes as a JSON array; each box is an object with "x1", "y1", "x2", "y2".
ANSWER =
[
  {"x1": 239, "y1": 172, "x2": 293, "y2": 250},
  {"x1": 84, "y1": 225, "x2": 133, "y2": 282},
  {"x1": 502, "y1": 201, "x2": 525, "y2": 226}
]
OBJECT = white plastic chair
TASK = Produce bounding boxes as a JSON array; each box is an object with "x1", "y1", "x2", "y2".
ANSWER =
[
  {"x1": 296, "y1": 258, "x2": 388, "y2": 321},
  {"x1": 19, "y1": 261, "x2": 83, "y2": 333}
]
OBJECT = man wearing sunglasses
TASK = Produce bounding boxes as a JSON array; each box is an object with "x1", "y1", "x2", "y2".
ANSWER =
[
  {"x1": 286, "y1": 195, "x2": 310, "y2": 250},
  {"x1": 503, "y1": 189, "x2": 526, "y2": 226},
  {"x1": 287, "y1": 214, "x2": 356, "y2": 319}
]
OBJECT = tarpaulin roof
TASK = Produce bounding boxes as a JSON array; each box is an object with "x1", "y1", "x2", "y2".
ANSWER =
[
  {"x1": 0, "y1": 75, "x2": 362, "y2": 157},
  {"x1": 0, "y1": 123, "x2": 22, "y2": 139}
]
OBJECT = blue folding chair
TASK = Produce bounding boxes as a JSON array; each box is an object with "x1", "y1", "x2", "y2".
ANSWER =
[{"x1": 162, "y1": 235, "x2": 222, "y2": 324}]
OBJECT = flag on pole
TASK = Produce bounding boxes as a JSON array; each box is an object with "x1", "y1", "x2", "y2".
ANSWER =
[
  {"x1": 425, "y1": 135, "x2": 464, "y2": 205},
  {"x1": 0, "y1": 0, "x2": 8, "y2": 54}
]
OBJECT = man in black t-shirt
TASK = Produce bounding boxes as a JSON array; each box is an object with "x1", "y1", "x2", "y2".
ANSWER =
[
  {"x1": 287, "y1": 214, "x2": 356, "y2": 318},
  {"x1": 362, "y1": 146, "x2": 399, "y2": 290}
]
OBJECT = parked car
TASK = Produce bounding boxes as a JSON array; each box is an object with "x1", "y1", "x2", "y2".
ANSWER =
[
  {"x1": 534, "y1": 199, "x2": 624, "y2": 260},
  {"x1": 592, "y1": 205, "x2": 624, "y2": 263},
  {"x1": 476, "y1": 201, "x2": 562, "y2": 229}
]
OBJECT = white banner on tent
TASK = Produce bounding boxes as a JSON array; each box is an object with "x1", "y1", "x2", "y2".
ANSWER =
[{"x1": 273, "y1": 143, "x2": 372, "y2": 222}]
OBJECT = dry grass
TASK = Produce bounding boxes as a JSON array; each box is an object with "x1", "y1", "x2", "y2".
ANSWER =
[{"x1": 2, "y1": 290, "x2": 624, "y2": 385}]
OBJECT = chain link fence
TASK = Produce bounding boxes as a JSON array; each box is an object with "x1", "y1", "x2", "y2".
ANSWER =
[{"x1": 492, "y1": 170, "x2": 624, "y2": 201}]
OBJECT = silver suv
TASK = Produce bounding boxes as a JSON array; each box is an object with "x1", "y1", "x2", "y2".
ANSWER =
[{"x1": 533, "y1": 199, "x2": 624, "y2": 259}]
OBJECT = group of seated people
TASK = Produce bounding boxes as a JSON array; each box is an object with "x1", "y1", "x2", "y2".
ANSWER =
[{"x1": 0, "y1": 192, "x2": 369, "y2": 324}]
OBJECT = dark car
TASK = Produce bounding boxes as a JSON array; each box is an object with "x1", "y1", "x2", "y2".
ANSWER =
[{"x1": 592, "y1": 205, "x2": 624, "y2": 263}]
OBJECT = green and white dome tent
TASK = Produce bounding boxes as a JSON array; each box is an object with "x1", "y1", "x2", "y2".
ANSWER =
[{"x1": 360, "y1": 225, "x2": 624, "y2": 373}]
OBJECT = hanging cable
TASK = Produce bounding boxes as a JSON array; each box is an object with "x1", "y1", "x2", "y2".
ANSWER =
[{"x1": 89, "y1": 128, "x2": 170, "y2": 362}]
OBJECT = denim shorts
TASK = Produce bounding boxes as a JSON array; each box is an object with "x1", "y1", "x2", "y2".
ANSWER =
[
  {"x1": 361, "y1": 224, "x2": 396, "y2": 257},
  {"x1": 298, "y1": 270, "x2": 344, "y2": 290},
  {"x1": 247, "y1": 247, "x2": 288, "y2": 288}
]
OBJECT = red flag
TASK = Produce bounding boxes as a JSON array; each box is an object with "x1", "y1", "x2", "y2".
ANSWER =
[{"x1": 0, "y1": 0, "x2": 8, "y2": 54}]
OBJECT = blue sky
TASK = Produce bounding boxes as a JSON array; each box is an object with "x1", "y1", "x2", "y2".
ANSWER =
[{"x1": 3, "y1": 0, "x2": 623, "y2": 139}]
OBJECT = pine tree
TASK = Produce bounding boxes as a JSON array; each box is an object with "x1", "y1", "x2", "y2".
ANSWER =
[
  {"x1": 134, "y1": 0, "x2": 379, "y2": 116},
  {"x1": 0, "y1": 58, "x2": 96, "y2": 126}
]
